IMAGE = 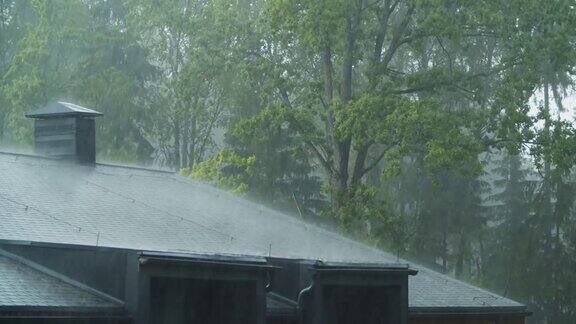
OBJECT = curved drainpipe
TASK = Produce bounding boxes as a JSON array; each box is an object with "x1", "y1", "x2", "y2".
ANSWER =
[
  {"x1": 265, "y1": 269, "x2": 273, "y2": 292},
  {"x1": 297, "y1": 279, "x2": 314, "y2": 324},
  {"x1": 297, "y1": 261, "x2": 321, "y2": 323}
]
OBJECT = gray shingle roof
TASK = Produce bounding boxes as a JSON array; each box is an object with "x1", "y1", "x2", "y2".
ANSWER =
[
  {"x1": 0, "y1": 151, "x2": 525, "y2": 312},
  {"x1": 0, "y1": 249, "x2": 120, "y2": 311},
  {"x1": 25, "y1": 102, "x2": 102, "y2": 119}
]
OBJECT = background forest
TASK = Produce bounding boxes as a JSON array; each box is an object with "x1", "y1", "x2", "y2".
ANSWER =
[{"x1": 1, "y1": 0, "x2": 576, "y2": 322}]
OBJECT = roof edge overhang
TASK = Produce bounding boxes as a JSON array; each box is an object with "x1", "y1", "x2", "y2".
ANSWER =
[
  {"x1": 0, "y1": 239, "x2": 262, "y2": 261},
  {"x1": 25, "y1": 101, "x2": 103, "y2": 119},
  {"x1": 0, "y1": 239, "x2": 418, "y2": 275},
  {"x1": 0, "y1": 305, "x2": 126, "y2": 317},
  {"x1": 314, "y1": 261, "x2": 418, "y2": 276},
  {"x1": 138, "y1": 251, "x2": 280, "y2": 272},
  {"x1": 24, "y1": 112, "x2": 102, "y2": 119},
  {"x1": 409, "y1": 306, "x2": 531, "y2": 317}
]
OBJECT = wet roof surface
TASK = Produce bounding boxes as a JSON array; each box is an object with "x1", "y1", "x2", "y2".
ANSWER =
[
  {"x1": 25, "y1": 101, "x2": 102, "y2": 118},
  {"x1": 0, "y1": 250, "x2": 120, "y2": 310},
  {"x1": 0, "y1": 151, "x2": 525, "y2": 311}
]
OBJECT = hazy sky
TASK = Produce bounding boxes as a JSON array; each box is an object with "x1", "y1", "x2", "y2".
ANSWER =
[{"x1": 530, "y1": 86, "x2": 575, "y2": 124}]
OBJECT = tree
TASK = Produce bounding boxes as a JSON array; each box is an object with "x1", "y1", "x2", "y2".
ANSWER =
[
  {"x1": 1, "y1": 0, "x2": 87, "y2": 143},
  {"x1": 74, "y1": 0, "x2": 156, "y2": 163},
  {"x1": 264, "y1": 0, "x2": 519, "y2": 213}
]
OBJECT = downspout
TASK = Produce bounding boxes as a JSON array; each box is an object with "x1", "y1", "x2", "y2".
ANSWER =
[
  {"x1": 265, "y1": 269, "x2": 274, "y2": 292},
  {"x1": 297, "y1": 279, "x2": 314, "y2": 308},
  {"x1": 297, "y1": 278, "x2": 314, "y2": 324},
  {"x1": 297, "y1": 261, "x2": 321, "y2": 324}
]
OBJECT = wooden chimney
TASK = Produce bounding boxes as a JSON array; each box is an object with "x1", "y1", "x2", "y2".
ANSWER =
[{"x1": 26, "y1": 101, "x2": 102, "y2": 164}]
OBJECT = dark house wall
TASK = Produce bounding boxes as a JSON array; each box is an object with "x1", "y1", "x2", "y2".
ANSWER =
[
  {"x1": 306, "y1": 271, "x2": 409, "y2": 324},
  {"x1": 149, "y1": 277, "x2": 256, "y2": 324},
  {"x1": 409, "y1": 315, "x2": 526, "y2": 324},
  {"x1": 322, "y1": 285, "x2": 402, "y2": 324},
  {"x1": 131, "y1": 256, "x2": 270, "y2": 324},
  {"x1": 268, "y1": 317, "x2": 298, "y2": 324}
]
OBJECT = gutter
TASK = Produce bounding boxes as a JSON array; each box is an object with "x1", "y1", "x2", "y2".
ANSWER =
[
  {"x1": 0, "y1": 306, "x2": 126, "y2": 317},
  {"x1": 409, "y1": 306, "x2": 531, "y2": 317}
]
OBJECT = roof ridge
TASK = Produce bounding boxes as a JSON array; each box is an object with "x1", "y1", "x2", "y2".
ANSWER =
[
  {"x1": 96, "y1": 162, "x2": 175, "y2": 174},
  {"x1": 0, "y1": 248, "x2": 124, "y2": 307},
  {"x1": 0, "y1": 151, "x2": 175, "y2": 175}
]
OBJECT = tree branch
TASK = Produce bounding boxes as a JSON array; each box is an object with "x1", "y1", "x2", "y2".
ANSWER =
[
  {"x1": 380, "y1": 4, "x2": 415, "y2": 70},
  {"x1": 351, "y1": 142, "x2": 373, "y2": 185},
  {"x1": 373, "y1": 0, "x2": 398, "y2": 62},
  {"x1": 393, "y1": 60, "x2": 519, "y2": 95},
  {"x1": 277, "y1": 85, "x2": 337, "y2": 176},
  {"x1": 552, "y1": 83, "x2": 565, "y2": 113},
  {"x1": 363, "y1": 147, "x2": 388, "y2": 175},
  {"x1": 436, "y1": 36, "x2": 453, "y2": 73}
]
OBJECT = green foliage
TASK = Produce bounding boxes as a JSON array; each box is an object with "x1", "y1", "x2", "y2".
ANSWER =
[
  {"x1": 330, "y1": 184, "x2": 409, "y2": 255},
  {"x1": 532, "y1": 120, "x2": 576, "y2": 175},
  {"x1": 2, "y1": 0, "x2": 50, "y2": 143},
  {"x1": 378, "y1": 98, "x2": 483, "y2": 179},
  {"x1": 227, "y1": 104, "x2": 325, "y2": 215},
  {"x1": 72, "y1": 9, "x2": 156, "y2": 163},
  {"x1": 181, "y1": 149, "x2": 255, "y2": 194},
  {"x1": 267, "y1": 0, "x2": 348, "y2": 50}
]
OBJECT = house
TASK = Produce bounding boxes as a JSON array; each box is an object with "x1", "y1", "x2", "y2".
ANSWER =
[{"x1": 0, "y1": 102, "x2": 529, "y2": 323}]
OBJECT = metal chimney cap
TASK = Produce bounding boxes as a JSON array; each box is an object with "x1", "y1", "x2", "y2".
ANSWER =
[{"x1": 25, "y1": 101, "x2": 103, "y2": 119}]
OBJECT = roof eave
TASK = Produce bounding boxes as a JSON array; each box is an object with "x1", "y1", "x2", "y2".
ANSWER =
[
  {"x1": 25, "y1": 112, "x2": 103, "y2": 119},
  {"x1": 0, "y1": 305, "x2": 125, "y2": 316},
  {"x1": 314, "y1": 261, "x2": 418, "y2": 276},
  {"x1": 409, "y1": 306, "x2": 531, "y2": 317}
]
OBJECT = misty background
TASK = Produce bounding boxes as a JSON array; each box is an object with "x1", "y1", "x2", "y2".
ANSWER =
[{"x1": 1, "y1": 1, "x2": 576, "y2": 323}]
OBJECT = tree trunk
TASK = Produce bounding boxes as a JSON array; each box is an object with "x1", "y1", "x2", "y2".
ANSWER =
[
  {"x1": 182, "y1": 106, "x2": 190, "y2": 168},
  {"x1": 322, "y1": 41, "x2": 343, "y2": 206},
  {"x1": 332, "y1": 1, "x2": 362, "y2": 205},
  {"x1": 173, "y1": 118, "x2": 181, "y2": 169},
  {"x1": 543, "y1": 82, "x2": 553, "y2": 246},
  {"x1": 455, "y1": 232, "x2": 466, "y2": 279}
]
